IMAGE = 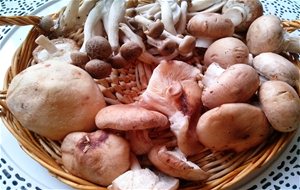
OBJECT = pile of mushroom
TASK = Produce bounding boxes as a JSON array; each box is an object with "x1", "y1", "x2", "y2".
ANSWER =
[{"x1": 5, "y1": 0, "x2": 300, "y2": 189}]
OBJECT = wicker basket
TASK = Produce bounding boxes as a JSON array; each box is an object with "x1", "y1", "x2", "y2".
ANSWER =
[{"x1": 0, "y1": 4, "x2": 300, "y2": 190}]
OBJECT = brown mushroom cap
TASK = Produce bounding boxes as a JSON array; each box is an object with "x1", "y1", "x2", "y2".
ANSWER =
[
  {"x1": 70, "y1": 51, "x2": 90, "y2": 68},
  {"x1": 33, "y1": 37, "x2": 79, "y2": 63},
  {"x1": 148, "y1": 145, "x2": 209, "y2": 181},
  {"x1": 222, "y1": 0, "x2": 263, "y2": 32},
  {"x1": 85, "y1": 36, "x2": 112, "y2": 59},
  {"x1": 119, "y1": 41, "x2": 143, "y2": 61},
  {"x1": 202, "y1": 64, "x2": 260, "y2": 109},
  {"x1": 6, "y1": 61, "x2": 106, "y2": 140},
  {"x1": 259, "y1": 81, "x2": 300, "y2": 132},
  {"x1": 253, "y1": 52, "x2": 300, "y2": 88},
  {"x1": 85, "y1": 59, "x2": 112, "y2": 79},
  {"x1": 61, "y1": 130, "x2": 131, "y2": 186},
  {"x1": 95, "y1": 104, "x2": 169, "y2": 130},
  {"x1": 204, "y1": 37, "x2": 249, "y2": 68},
  {"x1": 187, "y1": 13, "x2": 234, "y2": 39},
  {"x1": 246, "y1": 15, "x2": 283, "y2": 55},
  {"x1": 196, "y1": 103, "x2": 271, "y2": 152}
]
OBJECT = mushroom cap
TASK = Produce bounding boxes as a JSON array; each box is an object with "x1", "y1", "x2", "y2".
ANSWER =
[
  {"x1": 204, "y1": 37, "x2": 249, "y2": 68},
  {"x1": 145, "y1": 20, "x2": 165, "y2": 38},
  {"x1": 32, "y1": 38, "x2": 79, "y2": 63},
  {"x1": 259, "y1": 81, "x2": 300, "y2": 132},
  {"x1": 253, "y1": 52, "x2": 300, "y2": 87},
  {"x1": 61, "y1": 130, "x2": 131, "y2": 186},
  {"x1": 85, "y1": 36, "x2": 112, "y2": 59},
  {"x1": 70, "y1": 51, "x2": 90, "y2": 68},
  {"x1": 120, "y1": 41, "x2": 143, "y2": 61},
  {"x1": 246, "y1": 15, "x2": 283, "y2": 55},
  {"x1": 85, "y1": 59, "x2": 112, "y2": 79},
  {"x1": 178, "y1": 35, "x2": 196, "y2": 55},
  {"x1": 222, "y1": 0, "x2": 263, "y2": 32},
  {"x1": 187, "y1": 13, "x2": 234, "y2": 39},
  {"x1": 196, "y1": 103, "x2": 271, "y2": 152},
  {"x1": 148, "y1": 145, "x2": 209, "y2": 181},
  {"x1": 202, "y1": 64, "x2": 260, "y2": 109},
  {"x1": 95, "y1": 104, "x2": 169, "y2": 130},
  {"x1": 6, "y1": 61, "x2": 106, "y2": 140}
]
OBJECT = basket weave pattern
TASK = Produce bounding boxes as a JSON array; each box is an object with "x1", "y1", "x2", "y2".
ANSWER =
[{"x1": 0, "y1": 8, "x2": 299, "y2": 190}]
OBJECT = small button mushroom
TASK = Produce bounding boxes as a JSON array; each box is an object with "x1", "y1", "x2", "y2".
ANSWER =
[
  {"x1": 253, "y1": 52, "x2": 300, "y2": 89},
  {"x1": 61, "y1": 130, "x2": 131, "y2": 186},
  {"x1": 222, "y1": 0, "x2": 263, "y2": 32},
  {"x1": 196, "y1": 103, "x2": 271, "y2": 152},
  {"x1": 33, "y1": 35, "x2": 79, "y2": 63},
  {"x1": 148, "y1": 145, "x2": 209, "y2": 181},
  {"x1": 85, "y1": 36, "x2": 112, "y2": 60},
  {"x1": 187, "y1": 13, "x2": 234, "y2": 41},
  {"x1": 85, "y1": 59, "x2": 112, "y2": 79},
  {"x1": 95, "y1": 104, "x2": 169, "y2": 131},
  {"x1": 134, "y1": 15, "x2": 165, "y2": 38},
  {"x1": 70, "y1": 51, "x2": 90, "y2": 68},
  {"x1": 6, "y1": 61, "x2": 106, "y2": 140},
  {"x1": 259, "y1": 81, "x2": 300, "y2": 132},
  {"x1": 246, "y1": 15, "x2": 300, "y2": 55},
  {"x1": 203, "y1": 37, "x2": 250, "y2": 68}
]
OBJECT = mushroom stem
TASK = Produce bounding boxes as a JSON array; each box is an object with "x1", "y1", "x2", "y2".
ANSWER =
[
  {"x1": 35, "y1": 35, "x2": 58, "y2": 54},
  {"x1": 162, "y1": 31, "x2": 196, "y2": 55},
  {"x1": 147, "y1": 36, "x2": 177, "y2": 56},
  {"x1": 189, "y1": 0, "x2": 222, "y2": 12},
  {"x1": 119, "y1": 23, "x2": 146, "y2": 51},
  {"x1": 59, "y1": 0, "x2": 80, "y2": 31},
  {"x1": 77, "y1": 0, "x2": 98, "y2": 26},
  {"x1": 159, "y1": 0, "x2": 177, "y2": 35},
  {"x1": 80, "y1": 0, "x2": 106, "y2": 52},
  {"x1": 176, "y1": 0, "x2": 188, "y2": 34},
  {"x1": 187, "y1": 0, "x2": 226, "y2": 17},
  {"x1": 107, "y1": 0, "x2": 126, "y2": 53}
]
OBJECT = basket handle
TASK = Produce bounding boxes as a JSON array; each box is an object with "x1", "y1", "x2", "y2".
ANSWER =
[{"x1": 0, "y1": 16, "x2": 41, "y2": 27}]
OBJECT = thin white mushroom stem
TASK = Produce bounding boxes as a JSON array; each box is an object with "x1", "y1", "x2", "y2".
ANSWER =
[
  {"x1": 119, "y1": 23, "x2": 146, "y2": 51},
  {"x1": 77, "y1": 0, "x2": 98, "y2": 26},
  {"x1": 187, "y1": 0, "x2": 226, "y2": 17},
  {"x1": 189, "y1": 0, "x2": 222, "y2": 12},
  {"x1": 171, "y1": 3, "x2": 181, "y2": 26},
  {"x1": 80, "y1": 0, "x2": 106, "y2": 52},
  {"x1": 134, "y1": 3, "x2": 157, "y2": 13},
  {"x1": 143, "y1": 2, "x2": 160, "y2": 18},
  {"x1": 176, "y1": 0, "x2": 188, "y2": 34},
  {"x1": 59, "y1": 0, "x2": 80, "y2": 31},
  {"x1": 35, "y1": 35, "x2": 58, "y2": 54},
  {"x1": 159, "y1": 0, "x2": 177, "y2": 35},
  {"x1": 107, "y1": 0, "x2": 126, "y2": 53}
]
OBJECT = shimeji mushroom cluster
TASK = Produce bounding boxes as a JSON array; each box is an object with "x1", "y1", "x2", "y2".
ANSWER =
[{"x1": 5, "y1": 0, "x2": 300, "y2": 189}]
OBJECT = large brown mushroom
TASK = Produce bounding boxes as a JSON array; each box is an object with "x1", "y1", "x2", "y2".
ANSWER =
[
  {"x1": 196, "y1": 103, "x2": 271, "y2": 152},
  {"x1": 259, "y1": 81, "x2": 300, "y2": 132},
  {"x1": 61, "y1": 130, "x2": 131, "y2": 186},
  {"x1": 6, "y1": 61, "x2": 106, "y2": 140},
  {"x1": 203, "y1": 37, "x2": 250, "y2": 69},
  {"x1": 202, "y1": 64, "x2": 260, "y2": 109}
]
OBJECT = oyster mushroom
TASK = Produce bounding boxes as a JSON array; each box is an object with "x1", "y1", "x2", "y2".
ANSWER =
[
  {"x1": 202, "y1": 64, "x2": 260, "y2": 109},
  {"x1": 196, "y1": 103, "x2": 271, "y2": 152},
  {"x1": 6, "y1": 61, "x2": 106, "y2": 140},
  {"x1": 109, "y1": 154, "x2": 179, "y2": 190},
  {"x1": 246, "y1": 15, "x2": 300, "y2": 55},
  {"x1": 137, "y1": 60, "x2": 204, "y2": 155},
  {"x1": 33, "y1": 35, "x2": 79, "y2": 63},
  {"x1": 222, "y1": 0, "x2": 263, "y2": 32},
  {"x1": 61, "y1": 130, "x2": 131, "y2": 186},
  {"x1": 252, "y1": 52, "x2": 300, "y2": 89},
  {"x1": 259, "y1": 81, "x2": 300, "y2": 132},
  {"x1": 148, "y1": 145, "x2": 209, "y2": 181},
  {"x1": 203, "y1": 37, "x2": 250, "y2": 68},
  {"x1": 95, "y1": 104, "x2": 169, "y2": 131}
]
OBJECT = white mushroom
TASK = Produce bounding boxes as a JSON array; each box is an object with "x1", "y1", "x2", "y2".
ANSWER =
[
  {"x1": 76, "y1": 0, "x2": 98, "y2": 26},
  {"x1": 189, "y1": 0, "x2": 223, "y2": 12},
  {"x1": 58, "y1": 0, "x2": 80, "y2": 32},
  {"x1": 176, "y1": 0, "x2": 188, "y2": 34}
]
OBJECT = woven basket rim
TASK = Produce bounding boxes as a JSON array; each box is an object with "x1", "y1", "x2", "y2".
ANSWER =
[{"x1": 0, "y1": 5, "x2": 300, "y2": 190}]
